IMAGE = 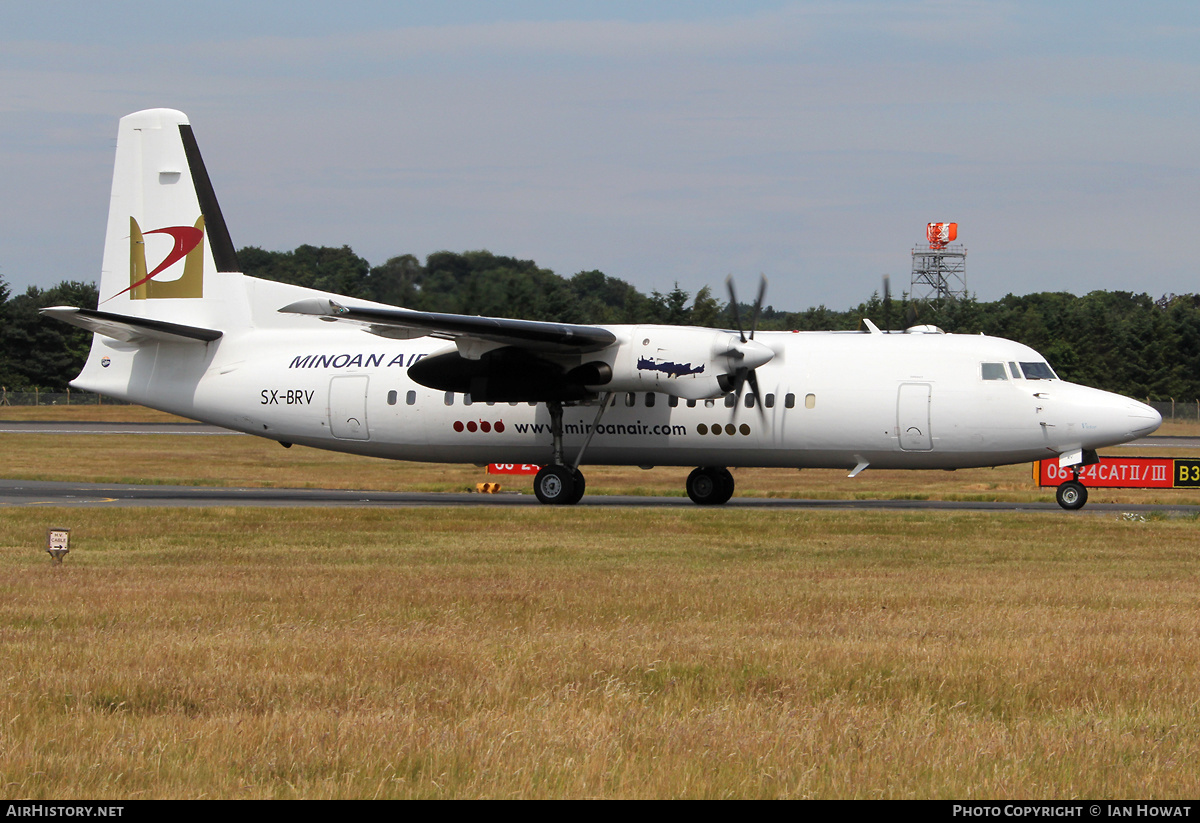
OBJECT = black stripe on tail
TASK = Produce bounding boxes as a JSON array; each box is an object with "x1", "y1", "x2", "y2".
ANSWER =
[{"x1": 179, "y1": 124, "x2": 240, "y2": 273}]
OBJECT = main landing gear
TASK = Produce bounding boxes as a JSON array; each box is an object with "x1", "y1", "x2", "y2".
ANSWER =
[
  {"x1": 533, "y1": 398, "x2": 603, "y2": 506},
  {"x1": 686, "y1": 466, "x2": 735, "y2": 505},
  {"x1": 533, "y1": 464, "x2": 586, "y2": 505},
  {"x1": 531, "y1": 397, "x2": 738, "y2": 506}
]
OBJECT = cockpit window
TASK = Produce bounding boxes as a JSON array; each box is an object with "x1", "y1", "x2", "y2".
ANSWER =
[
  {"x1": 981, "y1": 362, "x2": 1007, "y2": 380},
  {"x1": 1008, "y1": 362, "x2": 1021, "y2": 379},
  {"x1": 1019, "y1": 361, "x2": 1057, "y2": 380}
]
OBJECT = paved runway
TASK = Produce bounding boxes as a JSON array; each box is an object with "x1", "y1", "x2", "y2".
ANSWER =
[
  {"x1": 2, "y1": 478, "x2": 1198, "y2": 514},
  {"x1": 4, "y1": 421, "x2": 1198, "y2": 512}
]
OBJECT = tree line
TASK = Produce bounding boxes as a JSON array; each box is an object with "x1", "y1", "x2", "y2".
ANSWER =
[{"x1": 3, "y1": 244, "x2": 1199, "y2": 401}]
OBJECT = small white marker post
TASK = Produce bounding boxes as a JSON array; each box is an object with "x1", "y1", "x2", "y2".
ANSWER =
[{"x1": 47, "y1": 528, "x2": 70, "y2": 565}]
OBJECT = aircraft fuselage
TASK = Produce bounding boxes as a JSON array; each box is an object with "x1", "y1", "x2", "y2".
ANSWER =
[{"x1": 73, "y1": 305, "x2": 1159, "y2": 474}]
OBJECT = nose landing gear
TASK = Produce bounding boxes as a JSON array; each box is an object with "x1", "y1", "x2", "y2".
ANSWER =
[{"x1": 1055, "y1": 478, "x2": 1089, "y2": 510}]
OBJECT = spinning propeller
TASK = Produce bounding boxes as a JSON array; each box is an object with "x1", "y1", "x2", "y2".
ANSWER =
[
  {"x1": 880, "y1": 274, "x2": 920, "y2": 331},
  {"x1": 723, "y1": 274, "x2": 773, "y2": 420}
]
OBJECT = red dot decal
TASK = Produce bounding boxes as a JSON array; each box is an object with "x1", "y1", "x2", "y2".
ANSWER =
[
  {"x1": 466, "y1": 421, "x2": 478, "y2": 432},
  {"x1": 494, "y1": 421, "x2": 505, "y2": 433},
  {"x1": 453, "y1": 421, "x2": 464, "y2": 432},
  {"x1": 481, "y1": 421, "x2": 492, "y2": 433}
]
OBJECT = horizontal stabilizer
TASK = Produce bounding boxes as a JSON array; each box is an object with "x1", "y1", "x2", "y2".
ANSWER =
[
  {"x1": 41, "y1": 306, "x2": 222, "y2": 344},
  {"x1": 279, "y1": 298, "x2": 616, "y2": 353}
]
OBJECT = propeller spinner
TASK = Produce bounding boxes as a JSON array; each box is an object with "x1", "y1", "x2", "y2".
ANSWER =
[{"x1": 723, "y1": 275, "x2": 773, "y2": 419}]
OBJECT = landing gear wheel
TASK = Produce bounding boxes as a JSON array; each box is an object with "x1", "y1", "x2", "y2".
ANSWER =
[
  {"x1": 715, "y1": 467, "x2": 735, "y2": 504},
  {"x1": 1056, "y1": 480, "x2": 1088, "y2": 511},
  {"x1": 533, "y1": 465, "x2": 586, "y2": 505},
  {"x1": 534, "y1": 465, "x2": 577, "y2": 505},
  {"x1": 687, "y1": 466, "x2": 735, "y2": 505},
  {"x1": 566, "y1": 468, "x2": 586, "y2": 505}
]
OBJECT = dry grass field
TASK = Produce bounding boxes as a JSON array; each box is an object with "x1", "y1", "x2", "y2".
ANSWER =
[{"x1": 1, "y1": 406, "x2": 1198, "y2": 798}]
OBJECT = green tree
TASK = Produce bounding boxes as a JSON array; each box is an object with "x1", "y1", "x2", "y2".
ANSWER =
[{"x1": 5, "y1": 280, "x2": 98, "y2": 390}]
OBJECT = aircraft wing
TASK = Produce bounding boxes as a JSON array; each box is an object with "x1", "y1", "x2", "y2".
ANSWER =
[
  {"x1": 41, "y1": 307, "x2": 223, "y2": 344},
  {"x1": 278, "y1": 298, "x2": 617, "y2": 354}
]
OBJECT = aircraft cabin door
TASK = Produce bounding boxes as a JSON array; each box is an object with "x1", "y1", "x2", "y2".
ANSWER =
[
  {"x1": 329, "y1": 375, "x2": 370, "y2": 440},
  {"x1": 897, "y1": 383, "x2": 932, "y2": 451}
]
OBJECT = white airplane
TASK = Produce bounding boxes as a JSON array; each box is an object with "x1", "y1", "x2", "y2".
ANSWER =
[{"x1": 44, "y1": 109, "x2": 1162, "y2": 510}]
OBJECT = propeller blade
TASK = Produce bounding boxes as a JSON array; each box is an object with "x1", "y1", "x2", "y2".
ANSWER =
[
  {"x1": 732, "y1": 367, "x2": 747, "y2": 401},
  {"x1": 882, "y1": 274, "x2": 892, "y2": 333},
  {"x1": 749, "y1": 275, "x2": 767, "y2": 340},
  {"x1": 726, "y1": 275, "x2": 746, "y2": 344},
  {"x1": 724, "y1": 274, "x2": 772, "y2": 421},
  {"x1": 746, "y1": 369, "x2": 767, "y2": 425},
  {"x1": 905, "y1": 300, "x2": 919, "y2": 329}
]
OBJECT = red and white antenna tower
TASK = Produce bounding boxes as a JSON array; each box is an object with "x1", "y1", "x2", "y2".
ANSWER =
[{"x1": 911, "y1": 222, "x2": 966, "y2": 310}]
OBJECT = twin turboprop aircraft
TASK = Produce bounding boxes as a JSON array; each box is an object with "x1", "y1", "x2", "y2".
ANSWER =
[{"x1": 44, "y1": 109, "x2": 1163, "y2": 509}]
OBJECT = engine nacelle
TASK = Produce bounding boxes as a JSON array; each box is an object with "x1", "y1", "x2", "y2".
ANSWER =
[{"x1": 583, "y1": 325, "x2": 773, "y2": 400}]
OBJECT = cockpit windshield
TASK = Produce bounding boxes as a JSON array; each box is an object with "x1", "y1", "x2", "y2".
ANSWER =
[{"x1": 1018, "y1": 361, "x2": 1057, "y2": 380}]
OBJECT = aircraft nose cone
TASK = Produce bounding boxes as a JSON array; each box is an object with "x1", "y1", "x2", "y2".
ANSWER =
[
  {"x1": 1083, "y1": 394, "x2": 1162, "y2": 447},
  {"x1": 1126, "y1": 400, "x2": 1162, "y2": 437}
]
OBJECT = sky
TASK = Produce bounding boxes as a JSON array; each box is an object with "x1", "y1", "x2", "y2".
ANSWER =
[{"x1": 2, "y1": 0, "x2": 1198, "y2": 313}]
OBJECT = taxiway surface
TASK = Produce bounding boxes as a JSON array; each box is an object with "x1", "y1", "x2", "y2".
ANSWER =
[{"x1": 3, "y1": 421, "x2": 1195, "y2": 512}]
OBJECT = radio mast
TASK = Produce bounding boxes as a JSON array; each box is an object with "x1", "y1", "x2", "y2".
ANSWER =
[{"x1": 911, "y1": 222, "x2": 966, "y2": 310}]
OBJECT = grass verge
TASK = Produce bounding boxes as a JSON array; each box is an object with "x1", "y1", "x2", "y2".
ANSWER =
[{"x1": 1, "y1": 507, "x2": 1198, "y2": 798}]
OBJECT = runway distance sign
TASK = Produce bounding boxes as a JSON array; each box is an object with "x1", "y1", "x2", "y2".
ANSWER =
[
  {"x1": 487, "y1": 464, "x2": 541, "y2": 475},
  {"x1": 1034, "y1": 457, "x2": 1200, "y2": 488}
]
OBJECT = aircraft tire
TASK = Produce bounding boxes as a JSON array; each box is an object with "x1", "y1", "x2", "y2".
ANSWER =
[
  {"x1": 1056, "y1": 480, "x2": 1088, "y2": 510},
  {"x1": 534, "y1": 465, "x2": 577, "y2": 505},
  {"x1": 567, "y1": 468, "x2": 586, "y2": 505},
  {"x1": 715, "y1": 467, "x2": 735, "y2": 504},
  {"x1": 687, "y1": 466, "x2": 731, "y2": 505}
]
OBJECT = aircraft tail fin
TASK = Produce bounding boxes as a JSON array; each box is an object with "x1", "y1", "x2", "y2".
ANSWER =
[
  {"x1": 94, "y1": 108, "x2": 247, "y2": 328},
  {"x1": 52, "y1": 109, "x2": 385, "y2": 411}
]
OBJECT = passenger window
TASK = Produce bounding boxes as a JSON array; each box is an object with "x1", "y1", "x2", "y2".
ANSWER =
[
  {"x1": 687, "y1": 399, "x2": 697, "y2": 408},
  {"x1": 645, "y1": 393, "x2": 655, "y2": 407},
  {"x1": 765, "y1": 393, "x2": 775, "y2": 408},
  {"x1": 406, "y1": 390, "x2": 417, "y2": 405},
  {"x1": 444, "y1": 392, "x2": 454, "y2": 406},
  {"x1": 387, "y1": 390, "x2": 397, "y2": 405},
  {"x1": 705, "y1": 399, "x2": 715, "y2": 408},
  {"x1": 785, "y1": 393, "x2": 796, "y2": 409},
  {"x1": 668, "y1": 395, "x2": 679, "y2": 407},
  {"x1": 463, "y1": 394, "x2": 473, "y2": 406},
  {"x1": 805, "y1": 393, "x2": 816, "y2": 409},
  {"x1": 981, "y1": 362, "x2": 1007, "y2": 380},
  {"x1": 724, "y1": 394, "x2": 736, "y2": 408},
  {"x1": 744, "y1": 393, "x2": 755, "y2": 409},
  {"x1": 625, "y1": 392, "x2": 636, "y2": 407}
]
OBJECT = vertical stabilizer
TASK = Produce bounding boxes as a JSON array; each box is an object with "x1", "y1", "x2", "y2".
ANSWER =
[{"x1": 97, "y1": 109, "x2": 246, "y2": 329}]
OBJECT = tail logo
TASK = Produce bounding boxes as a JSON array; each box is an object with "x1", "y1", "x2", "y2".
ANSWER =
[{"x1": 114, "y1": 216, "x2": 206, "y2": 300}]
